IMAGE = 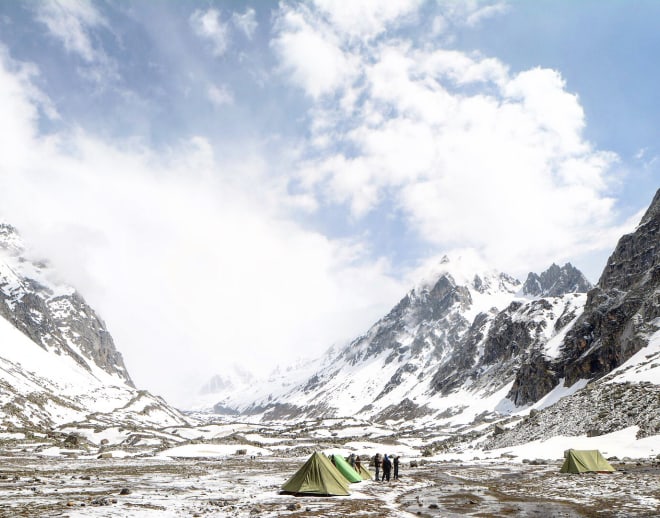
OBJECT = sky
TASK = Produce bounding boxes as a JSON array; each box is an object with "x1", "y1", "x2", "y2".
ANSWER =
[{"x1": 0, "y1": 0, "x2": 657, "y2": 407}]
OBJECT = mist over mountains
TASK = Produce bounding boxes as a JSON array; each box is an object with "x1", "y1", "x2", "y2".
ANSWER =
[
  {"x1": 0, "y1": 221, "x2": 190, "y2": 433},
  {"x1": 0, "y1": 190, "x2": 658, "y2": 452},
  {"x1": 200, "y1": 189, "x2": 660, "y2": 443}
]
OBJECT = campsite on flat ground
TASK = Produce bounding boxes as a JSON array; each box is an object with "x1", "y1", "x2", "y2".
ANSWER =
[{"x1": 1, "y1": 448, "x2": 658, "y2": 517}]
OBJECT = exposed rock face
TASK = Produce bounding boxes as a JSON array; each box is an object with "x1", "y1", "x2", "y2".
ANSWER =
[
  {"x1": 235, "y1": 259, "x2": 525, "y2": 420},
  {"x1": 342, "y1": 272, "x2": 476, "y2": 367},
  {"x1": 0, "y1": 221, "x2": 194, "y2": 433},
  {"x1": 0, "y1": 222, "x2": 133, "y2": 385},
  {"x1": 431, "y1": 294, "x2": 584, "y2": 401},
  {"x1": 223, "y1": 192, "x2": 658, "y2": 433},
  {"x1": 232, "y1": 252, "x2": 599, "y2": 422},
  {"x1": 522, "y1": 263, "x2": 593, "y2": 297},
  {"x1": 508, "y1": 189, "x2": 660, "y2": 405},
  {"x1": 598, "y1": 189, "x2": 660, "y2": 291}
]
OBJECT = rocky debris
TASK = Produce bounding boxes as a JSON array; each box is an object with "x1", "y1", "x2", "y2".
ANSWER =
[
  {"x1": 63, "y1": 433, "x2": 83, "y2": 449},
  {"x1": 91, "y1": 496, "x2": 117, "y2": 506},
  {"x1": 522, "y1": 263, "x2": 592, "y2": 297},
  {"x1": 493, "y1": 424, "x2": 506, "y2": 435},
  {"x1": 485, "y1": 381, "x2": 660, "y2": 449}
]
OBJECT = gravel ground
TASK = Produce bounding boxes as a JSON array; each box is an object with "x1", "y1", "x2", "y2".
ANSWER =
[{"x1": 0, "y1": 453, "x2": 658, "y2": 517}]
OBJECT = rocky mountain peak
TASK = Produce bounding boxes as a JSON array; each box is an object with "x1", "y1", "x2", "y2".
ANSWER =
[
  {"x1": 0, "y1": 222, "x2": 23, "y2": 255},
  {"x1": 522, "y1": 262, "x2": 592, "y2": 297}
]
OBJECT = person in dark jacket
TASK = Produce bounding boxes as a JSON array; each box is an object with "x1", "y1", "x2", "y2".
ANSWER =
[
  {"x1": 374, "y1": 453, "x2": 382, "y2": 480},
  {"x1": 393, "y1": 455, "x2": 400, "y2": 479},
  {"x1": 382, "y1": 454, "x2": 392, "y2": 482}
]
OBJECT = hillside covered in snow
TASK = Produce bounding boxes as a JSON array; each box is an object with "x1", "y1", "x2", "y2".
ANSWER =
[
  {"x1": 207, "y1": 189, "x2": 660, "y2": 449},
  {"x1": 0, "y1": 222, "x2": 191, "y2": 434}
]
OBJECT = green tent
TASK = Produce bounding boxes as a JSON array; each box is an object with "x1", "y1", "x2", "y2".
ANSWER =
[
  {"x1": 356, "y1": 463, "x2": 372, "y2": 480},
  {"x1": 331, "y1": 454, "x2": 362, "y2": 483},
  {"x1": 559, "y1": 449, "x2": 615, "y2": 474},
  {"x1": 281, "y1": 452, "x2": 350, "y2": 496}
]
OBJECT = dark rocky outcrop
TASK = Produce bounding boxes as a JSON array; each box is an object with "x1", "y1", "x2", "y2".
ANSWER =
[
  {"x1": 509, "y1": 189, "x2": 660, "y2": 405},
  {"x1": 507, "y1": 354, "x2": 559, "y2": 406},
  {"x1": 231, "y1": 192, "x2": 659, "y2": 426},
  {"x1": 559, "y1": 190, "x2": 660, "y2": 387}
]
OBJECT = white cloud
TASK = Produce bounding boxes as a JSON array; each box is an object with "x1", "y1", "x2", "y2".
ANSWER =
[
  {"x1": 277, "y1": 2, "x2": 626, "y2": 278},
  {"x1": 312, "y1": 0, "x2": 423, "y2": 40},
  {"x1": 0, "y1": 49, "x2": 406, "y2": 407},
  {"x1": 465, "y1": 2, "x2": 509, "y2": 27},
  {"x1": 34, "y1": 0, "x2": 118, "y2": 83},
  {"x1": 0, "y1": 47, "x2": 58, "y2": 171},
  {"x1": 232, "y1": 8, "x2": 258, "y2": 39},
  {"x1": 190, "y1": 8, "x2": 230, "y2": 57},
  {"x1": 272, "y1": 6, "x2": 359, "y2": 99},
  {"x1": 207, "y1": 84, "x2": 234, "y2": 107},
  {"x1": 35, "y1": 0, "x2": 106, "y2": 62},
  {"x1": 434, "y1": 1, "x2": 509, "y2": 29}
]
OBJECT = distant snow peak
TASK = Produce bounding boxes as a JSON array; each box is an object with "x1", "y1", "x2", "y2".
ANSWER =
[
  {"x1": 0, "y1": 222, "x2": 25, "y2": 256},
  {"x1": 199, "y1": 364, "x2": 256, "y2": 395},
  {"x1": 414, "y1": 249, "x2": 519, "y2": 294}
]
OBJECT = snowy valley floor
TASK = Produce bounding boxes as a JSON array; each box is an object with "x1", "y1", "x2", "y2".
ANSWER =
[{"x1": 0, "y1": 453, "x2": 659, "y2": 517}]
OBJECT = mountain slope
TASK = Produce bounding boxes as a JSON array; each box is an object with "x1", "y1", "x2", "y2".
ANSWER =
[
  {"x1": 0, "y1": 222, "x2": 132, "y2": 384},
  {"x1": 509, "y1": 188, "x2": 660, "y2": 404},
  {"x1": 0, "y1": 221, "x2": 191, "y2": 432},
  {"x1": 222, "y1": 190, "x2": 659, "y2": 437},
  {"x1": 234, "y1": 254, "x2": 591, "y2": 424}
]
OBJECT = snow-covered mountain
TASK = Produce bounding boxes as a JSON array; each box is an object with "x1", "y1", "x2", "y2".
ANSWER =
[
  {"x1": 217, "y1": 189, "x2": 660, "y2": 441},
  {"x1": 217, "y1": 255, "x2": 590, "y2": 424},
  {"x1": 0, "y1": 222, "x2": 191, "y2": 432}
]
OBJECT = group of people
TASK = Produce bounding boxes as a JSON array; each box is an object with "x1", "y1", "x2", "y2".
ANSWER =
[
  {"x1": 373, "y1": 453, "x2": 400, "y2": 482},
  {"x1": 330, "y1": 452, "x2": 401, "y2": 482}
]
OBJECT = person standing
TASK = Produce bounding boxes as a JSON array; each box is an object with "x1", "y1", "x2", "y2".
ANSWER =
[
  {"x1": 382, "y1": 454, "x2": 392, "y2": 482},
  {"x1": 355, "y1": 455, "x2": 362, "y2": 473},
  {"x1": 374, "y1": 453, "x2": 382, "y2": 481},
  {"x1": 393, "y1": 455, "x2": 400, "y2": 480},
  {"x1": 349, "y1": 453, "x2": 356, "y2": 469}
]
